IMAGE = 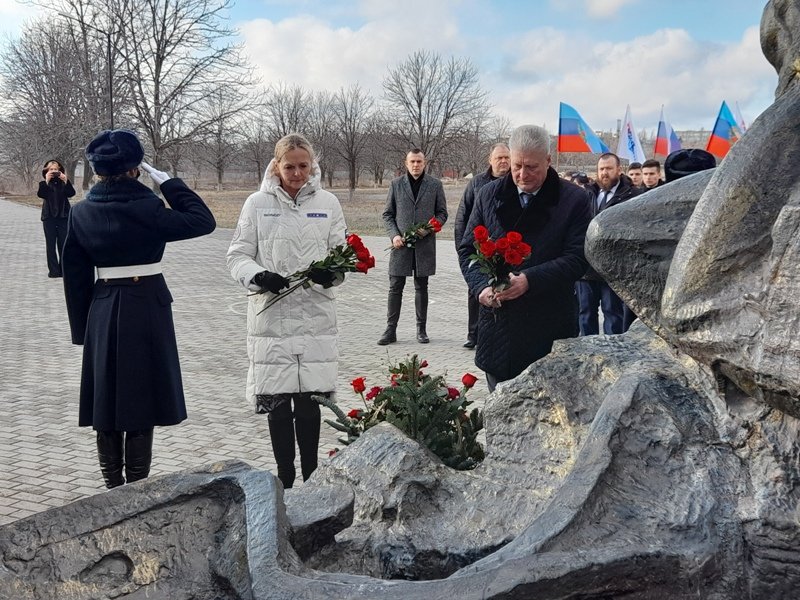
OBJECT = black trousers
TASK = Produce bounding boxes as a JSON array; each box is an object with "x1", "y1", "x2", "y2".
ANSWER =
[
  {"x1": 264, "y1": 392, "x2": 323, "y2": 489},
  {"x1": 42, "y1": 217, "x2": 68, "y2": 276},
  {"x1": 387, "y1": 275, "x2": 429, "y2": 327}
]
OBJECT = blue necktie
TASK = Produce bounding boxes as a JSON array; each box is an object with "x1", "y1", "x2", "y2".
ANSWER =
[{"x1": 520, "y1": 193, "x2": 531, "y2": 208}]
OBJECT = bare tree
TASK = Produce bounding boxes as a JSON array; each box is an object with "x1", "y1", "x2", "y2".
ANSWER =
[
  {"x1": 240, "y1": 99, "x2": 274, "y2": 182},
  {"x1": 0, "y1": 18, "x2": 91, "y2": 183},
  {"x1": 362, "y1": 108, "x2": 397, "y2": 186},
  {"x1": 261, "y1": 82, "x2": 311, "y2": 141},
  {"x1": 194, "y1": 87, "x2": 251, "y2": 189},
  {"x1": 383, "y1": 50, "x2": 489, "y2": 171},
  {"x1": 305, "y1": 90, "x2": 337, "y2": 188},
  {"x1": 114, "y1": 0, "x2": 254, "y2": 171},
  {"x1": 332, "y1": 84, "x2": 374, "y2": 197}
]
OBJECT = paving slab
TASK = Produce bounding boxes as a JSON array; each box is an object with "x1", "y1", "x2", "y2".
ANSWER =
[{"x1": 0, "y1": 196, "x2": 489, "y2": 524}]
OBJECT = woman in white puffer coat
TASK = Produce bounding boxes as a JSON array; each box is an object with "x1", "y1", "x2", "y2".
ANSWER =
[{"x1": 227, "y1": 133, "x2": 346, "y2": 489}]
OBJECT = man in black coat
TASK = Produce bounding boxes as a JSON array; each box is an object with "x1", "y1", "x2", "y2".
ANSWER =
[
  {"x1": 379, "y1": 149, "x2": 448, "y2": 345},
  {"x1": 577, "y1": 152, "x2": 642, "y2": 335},
  {"x1": 454, "y1": 142, "x2": 510, "y2": 349},
  {"x1": 458, "y1": 125, "x2": 592, "y2": 391}
]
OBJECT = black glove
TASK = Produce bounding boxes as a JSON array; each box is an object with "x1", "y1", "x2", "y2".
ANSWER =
[
  {"x1": 308, "y1": 268, "x2": 336, "y2": 288},
  {"x1": 253, "y1": 270, "x2": 290, "y2": 294}
]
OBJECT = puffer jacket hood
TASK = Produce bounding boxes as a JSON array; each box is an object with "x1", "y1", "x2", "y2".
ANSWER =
[{"x1": 259, "y1": 159, "x2": 322, "y2": 198}]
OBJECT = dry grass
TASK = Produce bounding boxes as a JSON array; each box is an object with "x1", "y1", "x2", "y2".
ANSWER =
[{"x1": 8, "y1": 183, "x2": 467, "y2": 238}]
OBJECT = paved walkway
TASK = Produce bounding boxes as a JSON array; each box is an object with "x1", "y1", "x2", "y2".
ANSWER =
[{"x1": 0, "y1": 197, "x2": 488, "y2": 524}]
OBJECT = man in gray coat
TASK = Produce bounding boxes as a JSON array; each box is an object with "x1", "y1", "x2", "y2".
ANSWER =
[{"x1": 379, "y1": 149, "x2": 448, "y2": 344}]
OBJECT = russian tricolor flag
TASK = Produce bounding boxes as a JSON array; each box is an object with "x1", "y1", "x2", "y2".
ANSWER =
[
  {"x1": 654, "y1": 106, "x2": 681, "y2": 157},
  {"x1": 705, "y1": 101, "x2": 741, "y2": 159},
  {"x1": 558, "y1": 102, "x2": 610, "y2": 154}
]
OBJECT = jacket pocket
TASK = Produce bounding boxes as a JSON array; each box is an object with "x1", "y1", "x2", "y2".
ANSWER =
[{"x1": 157, "y1": 287, "x2": 174, "y2": 306}]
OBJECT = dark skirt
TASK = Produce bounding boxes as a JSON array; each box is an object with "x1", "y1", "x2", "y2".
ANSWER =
[{"x1": 78, "y1": 274, "x2": 187, "y2": 431}]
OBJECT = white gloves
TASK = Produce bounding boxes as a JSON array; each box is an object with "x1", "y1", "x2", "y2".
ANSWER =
[{"x1": 140, "y1": 161, "x2": 171, "y2": 186}]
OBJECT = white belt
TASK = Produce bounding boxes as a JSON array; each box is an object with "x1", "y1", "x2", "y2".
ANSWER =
[{"x1": 97, "y1": 262, "x2": 162, "y2": 280}]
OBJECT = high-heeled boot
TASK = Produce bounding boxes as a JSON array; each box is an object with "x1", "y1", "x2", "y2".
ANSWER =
[
  {"x1": 96, "y1": 430, "x2": 125, "y2": 489},
  {"x1": 125, "y1": 429, "x2": 153, "y2": 484}
]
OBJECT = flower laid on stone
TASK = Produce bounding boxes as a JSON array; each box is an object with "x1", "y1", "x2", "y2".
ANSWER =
[
  {"x1": 315, "y1": 355, "x2": 484, "y2": 470},
  {"x1": 254, "y1": 233, "x2": 375, "y2": 312},
  {"x1": 393, "y1": 216, "x2": 443, "y2": 249},
  {"x1": 468, "y1": 226, "x2": 531, "y2": 292}
]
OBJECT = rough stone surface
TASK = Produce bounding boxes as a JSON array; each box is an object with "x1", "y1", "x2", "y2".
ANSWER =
[{"x1": 3, "y1": 2, "x2": 800, "y2": 598}]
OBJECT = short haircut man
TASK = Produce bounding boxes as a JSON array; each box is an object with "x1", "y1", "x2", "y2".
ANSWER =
[
  {"x1": 458, "y1": 124, "x2": 592, "y2": 391},
  {"x1": 627, "y1": 162, "x2": 643, "y2": 188},
  {"x1": 454, "y1": 142, "x2": 510, "y2": 349},
  {"x1": 641, "y1": 159, "x2": 663, "y2": 189},
  {"x1": 380, "y1": 149, "x2": 448, "y2": 345}
]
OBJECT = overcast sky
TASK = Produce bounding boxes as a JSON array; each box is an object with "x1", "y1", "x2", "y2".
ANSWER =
[{"x1": 1, "y1": 0, "x2": 778, "y2": 134}]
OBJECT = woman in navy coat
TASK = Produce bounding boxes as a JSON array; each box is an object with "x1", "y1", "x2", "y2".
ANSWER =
[{"x1": 62, "y1": 129, "x2": 216, "y2": 489}]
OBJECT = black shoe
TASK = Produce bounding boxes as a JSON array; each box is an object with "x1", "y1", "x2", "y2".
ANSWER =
[
  {"x1": 463, "y1": 339, "x2": 476, "y2": 349},
  {"x1": 416, "y1": 328, "x2": 429, "y2": 344},
  {"x1": 377, "y1": 327, "x2": 397, "y2": 345}
]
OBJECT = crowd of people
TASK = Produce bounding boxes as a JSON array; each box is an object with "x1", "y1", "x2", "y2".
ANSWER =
[{"x1": 42, "y1": 124, "x2": 716, "y2": 491}]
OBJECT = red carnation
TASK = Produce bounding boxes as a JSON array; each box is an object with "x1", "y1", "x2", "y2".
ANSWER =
[
  {"x1": 428, "y1": 217, "x2": 442, "y2": 233},
  {"x1": 462, "y1": 373, "x2": 478, "y2": 388},
  {"x1": 355, "y1": 261, "x2": 369, "y2": 273},
  {"x1": 518, "y1": 242, "x2": 532, "y2": 257},
  {"x1": 351, "y1": 377, "x2": 366, "y2": 393},
  {"x1": 365, "y1": 386, "x2": 383, "y2": 401},
  {"x1": 366, "y1": 255, "x2": 376, "y2": 268},
  {"x1": 447, "y1": 387, "x2": 460, "y2": 399},
  {"x1": 347, "y1": 408, "x2": 361, "y2": 419},
  {"x1": 504, "y1": 249, "x2": 523, "y2": 266},
  {"x1": 495, "y1": 237, "x2": 510, "y2": 251},
  {"x1": 507, "y1": 231, "x2": 522, "y2": 246},
  {"x1": 479, "y1": 240, "x2": 496, "y2": 257},
  {"x1": 473, "y1": 225, "x2": 489, "y2": 243}
]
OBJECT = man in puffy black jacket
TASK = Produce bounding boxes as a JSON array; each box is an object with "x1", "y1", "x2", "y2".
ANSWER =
[
  {"x1": 454, "y1": 142, "x2": 510, "y2": 349},
  {"x1": 577, "y1": 152, "x2": 641, "y2": 335},
  {"x1": 458, "y1": 125, "x2": 591, "y2": 391}
]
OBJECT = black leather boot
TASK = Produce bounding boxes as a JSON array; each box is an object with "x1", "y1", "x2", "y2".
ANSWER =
[
  {"x1": 294, "y1": 393, "x2": 322, "y2": 482},
  {"x1": 268, "y1": 417, "x2": 296, "y2": 489},
  {"x1": 96, "y1": 431, "x2": 125, "y2": 489},
  {"x1": 378, "y1": 277, "x2": 403, "y2": 345},
  {"x1": 125, "y1": 429, "x2": 153, "y2": 484},
  {"x1": 415, "y1": 277, "x2": 429, "y2": 343}
]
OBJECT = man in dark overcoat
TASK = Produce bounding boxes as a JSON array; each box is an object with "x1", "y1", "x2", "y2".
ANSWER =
[
  {"x1": 454, "y1": 142, "x2": 510, "y2": 349},
  {"x1": 458, "y1": 125, "x2": 592, "y2": 391},
  {"x1": 62, "y1": 129, "x2": 216, "y2": 489},
  {"x1": 379, "y1": 149, "x2": 448, "y2": 344}
]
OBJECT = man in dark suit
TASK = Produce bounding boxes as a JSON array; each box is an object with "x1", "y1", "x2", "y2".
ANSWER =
[
  {"x1": 454, "y1": 142, "x2": 510, "y2": 349},
  {"x1": 379, "y1": 149, "x2": 448, "y2": 345},
  {"x1": 458, "y1": 125, "x2": 591, "y2": 391},
  {"x1": 577, "y1": 152, "x2": 642, "y2": 335}
]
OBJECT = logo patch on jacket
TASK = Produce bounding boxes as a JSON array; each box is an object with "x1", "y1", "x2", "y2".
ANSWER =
[
  {"x1": 306, "y1": 212, "x2": 329, "y2": 218},
  {"x1": 262, "y1": 212, "x2": 281, "y2": 217}
]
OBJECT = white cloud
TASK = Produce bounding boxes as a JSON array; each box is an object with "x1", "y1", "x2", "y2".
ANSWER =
[{"x1": 585, "y1": 0, "x2": 639, "y2": 19}]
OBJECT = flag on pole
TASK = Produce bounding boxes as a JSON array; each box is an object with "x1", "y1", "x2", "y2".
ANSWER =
[
  {"x1": 733, "y1": 101, "x2": 748, "y2": 133},
  {"x1": 653, "y1": 106, "x2": 682, "y2": 157},
  {"x1": 615, "y1": 104, "x2": 646, "y2": 163},
  {"x1": 558, "y1": 102, "x2": 610, "y2": 153},
  {"x1": 706, "y1": 101, "x2": 741, "y2": 159}
]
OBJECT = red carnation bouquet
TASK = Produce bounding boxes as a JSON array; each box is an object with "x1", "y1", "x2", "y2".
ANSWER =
[
  {"x1": 468, "y1": 225, "x2": 532, "y2": 292},
  {"x1": 393, "y1": 216, "x2": 443, "y2": 249},
  {"x1": 254, "y1": 233, "x2": 375, "y2": 312}
]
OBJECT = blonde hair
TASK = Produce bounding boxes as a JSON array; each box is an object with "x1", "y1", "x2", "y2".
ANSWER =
[{"x1": 269, "y1": 133, "x2": 316, "y2": 177}]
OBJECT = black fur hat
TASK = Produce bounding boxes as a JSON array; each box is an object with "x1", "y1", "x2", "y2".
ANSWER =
[
  {"x1": 664, "y1": 149, "x2": 716, "y2": 182},
  {"x1": 85, "y1": 129, "x2": 144, "y2": 176}
]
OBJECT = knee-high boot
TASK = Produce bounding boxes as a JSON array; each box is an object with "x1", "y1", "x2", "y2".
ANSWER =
[
  {"x1": 125, "y1": 429, "x2": 153, "y2": 484},
  {"x1": 96, "y1": 430, "x2": 125, "y2": 489},
  {"x1": 268, "y1": 417, "x2": 296, "y2": 489}
]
